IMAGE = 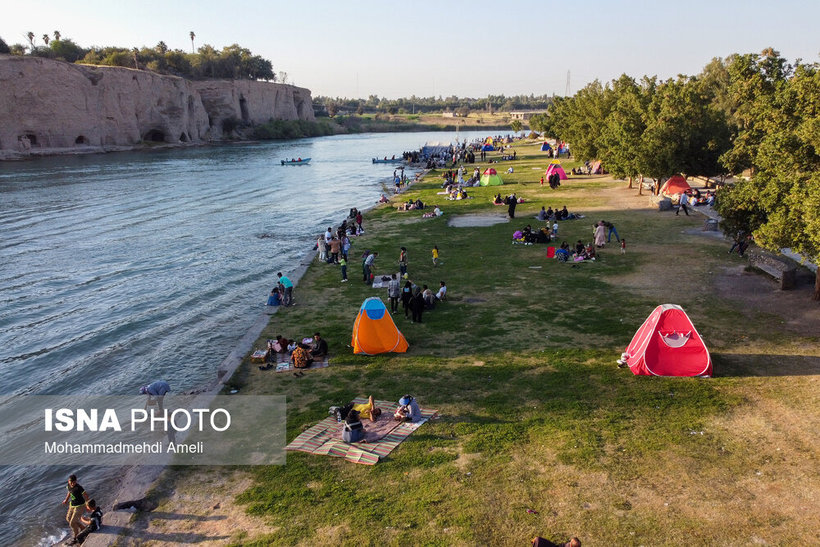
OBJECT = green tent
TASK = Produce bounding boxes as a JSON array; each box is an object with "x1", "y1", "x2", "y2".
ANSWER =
[{"x1": 479, "y1": 167, "x2": 503, "y2": 186}]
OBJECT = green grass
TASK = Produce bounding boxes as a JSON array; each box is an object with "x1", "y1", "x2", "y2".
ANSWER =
[{"x1": 144, "y1": 139, "x2": 819, "y2": 546}]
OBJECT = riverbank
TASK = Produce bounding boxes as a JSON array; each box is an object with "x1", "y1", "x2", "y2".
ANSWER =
[{"x1": 101, "y1": 141, "x2": 820, "y2": 545}]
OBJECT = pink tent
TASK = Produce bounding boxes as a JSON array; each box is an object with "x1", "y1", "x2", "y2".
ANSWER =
[
  {"x1": 544, "y1": 162, "x2": 568, "y2": 180},
  {"x1": 621, "y1": 304, "x2": 712, "y2": 377}
]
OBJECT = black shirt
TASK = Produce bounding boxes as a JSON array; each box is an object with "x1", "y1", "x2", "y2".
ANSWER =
[{"x1": 67, "y1": 483, "x2": 86, "y2": 507}]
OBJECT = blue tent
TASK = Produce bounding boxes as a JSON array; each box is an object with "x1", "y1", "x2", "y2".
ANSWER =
[
  {"x1": 482, "y1": 144, "x2": 495, "y2": 151},
  {"x1": 540, "y1": 142, "x2": 552, "y2": 152}
]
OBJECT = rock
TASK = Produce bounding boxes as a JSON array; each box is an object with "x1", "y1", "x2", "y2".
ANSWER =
[{"x1": 0, "y1": 55, "x2": 315, "y2": 159}]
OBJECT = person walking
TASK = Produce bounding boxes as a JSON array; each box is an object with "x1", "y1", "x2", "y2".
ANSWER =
[
  {"x1": 277, "y1": 272, "x2": 293, "y2": 306},
  {"x1": 431, "y1": 245, "x2": 439, "y2": 267},
  {"x1": 399, "y1": 247, "x2": 408, "y2": 277},
  {"x1": 62, "y1": 474, "x2": 90, "y2": 542},
  {"x1": 676, "y1": 198, "x2": 690, "y2": 216},
  {"x1": 387, "y1": 273, "x2": 400, "y2": 313}
]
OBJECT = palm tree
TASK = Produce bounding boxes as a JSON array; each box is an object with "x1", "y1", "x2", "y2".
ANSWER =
[
  {"x1": 156, "y1": 40, "x2": 168, "y2": 54},
  {"x1": 42, "y1": 34, "x2": 50, "y2": 45},
  {"x1": 189, "y1": 31, "x2": 195, "y2": 53},
  {"x1": 132, "y1": 47, "x2": 139, "y2": 69},
  {"x1": 53, "y1": 30, "x2": 61, "y2": 41},
  {"x1": 26, "y1": 31, "x2": 35, "y2": 51}
]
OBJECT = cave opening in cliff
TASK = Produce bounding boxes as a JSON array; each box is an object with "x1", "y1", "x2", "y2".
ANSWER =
[
  {"x1": 239, "y1": 96, "x2": 250, "y2": 123},
  {"x1": 143, "y1": 129, "x2": 166, "y2": 143},
  {"x1": 22, "y1": 134, "x2": 39, "y2": 146},
  {"x1": 179, "y1": 132, "x2": 189, "y2": 142},
  {"x1": 75, "y1": 136, "x2": 89, "y2": 145}
]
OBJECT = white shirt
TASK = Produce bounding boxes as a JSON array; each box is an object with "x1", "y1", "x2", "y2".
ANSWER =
[{"x1": 436, "y1": 285, "x2": 446, "y2": 299}]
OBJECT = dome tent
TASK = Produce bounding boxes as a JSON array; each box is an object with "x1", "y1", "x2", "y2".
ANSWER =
[
  {"x1": 544, "y1": 160, "x2": 567, "y2": 180},
  {"x1": 660, "y1": 175, "x2": 691, "y2": 196},
  {"x1": 351, "y1": 297, "x2": 409, "y2": 355},
  {"x1": 620, "y1": 304, "x2": 712, "y2": 377},
  {"x1": 479, "y1": 168, "x2": 503, "y2": 186}
]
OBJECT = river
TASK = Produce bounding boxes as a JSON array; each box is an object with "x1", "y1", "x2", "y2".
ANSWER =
[{"x1": 0, "y1": 130, "x2": 494, "y2": 545}]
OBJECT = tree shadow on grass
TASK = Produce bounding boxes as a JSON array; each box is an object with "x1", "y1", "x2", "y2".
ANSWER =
[{"x1": 713, "y1": 352, "x2": 820, "y2": 377}]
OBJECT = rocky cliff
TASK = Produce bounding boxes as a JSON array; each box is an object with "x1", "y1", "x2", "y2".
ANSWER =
[{"x1": 0, "y1": 55, "x2": 315, "y2": 159}]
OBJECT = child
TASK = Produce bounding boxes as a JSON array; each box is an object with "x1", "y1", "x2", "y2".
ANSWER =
[
  {"x1": 339, "y1": 256, "x2": 347, "y2": 282},
  {"x1": 621, "y1": 239, "x2": 626, "y2": 254},
  {"x1": 552, "y1": 221, "x2": 558, "y2": 237},
  {"x1": 432, "y1": 245, "x2": 439, "y2": 266}
]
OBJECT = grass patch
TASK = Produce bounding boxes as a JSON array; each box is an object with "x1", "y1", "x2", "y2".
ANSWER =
[{"x1": 148, "y1": 139, "x2": 819, "y2": 546}]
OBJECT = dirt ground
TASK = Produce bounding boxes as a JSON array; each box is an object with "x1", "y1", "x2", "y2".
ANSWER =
[{"x1": 114, "y1": 178, "x2": 820, "y2": 545}]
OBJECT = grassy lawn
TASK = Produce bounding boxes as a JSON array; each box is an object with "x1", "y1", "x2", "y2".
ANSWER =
[{"x1": 128, "y1": 141, "x2": 819, "y2": 546}]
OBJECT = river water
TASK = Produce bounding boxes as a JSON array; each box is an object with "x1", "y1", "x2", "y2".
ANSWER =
[{"x1": 0, "y1": 130, "x2": 492, "y2": 544}]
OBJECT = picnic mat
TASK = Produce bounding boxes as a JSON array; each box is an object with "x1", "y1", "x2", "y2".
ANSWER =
[{"x1": 285, "y1": 397, "x2": 438, "y2": 465}]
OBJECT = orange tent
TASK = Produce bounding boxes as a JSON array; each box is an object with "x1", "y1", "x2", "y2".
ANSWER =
[
  {"x1": 660, "y1": 175, "x2": 691, "y2": 196},
  {"x1": 351, "y1": 297, "x2": 409, "y2": 355}
]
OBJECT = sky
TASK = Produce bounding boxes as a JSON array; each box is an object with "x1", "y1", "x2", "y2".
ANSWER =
[{"x1": 2, "y1": 0, "x2": 819, "y2": 99}]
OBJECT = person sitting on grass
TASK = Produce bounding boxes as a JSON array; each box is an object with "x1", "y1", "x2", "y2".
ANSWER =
[
  {"x1": 435, "y1": 281, "x2": 447, "y2": 301},
  {"x1": 291, "y1": 343, "x2": 313, "y2": 369},
  {"x1": 310, "y1": 332, "x2": 328, "y2": 360},
  {"x1": 394, "y1": 395, "x2": 422, "y2": 422}
]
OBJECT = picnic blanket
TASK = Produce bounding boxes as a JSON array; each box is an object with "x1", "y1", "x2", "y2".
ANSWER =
[{"x1": 285, "y1": 397, "x2": 438, "y2": 465}]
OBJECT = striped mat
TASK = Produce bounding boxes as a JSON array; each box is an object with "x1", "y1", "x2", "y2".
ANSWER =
[{"x1": 285, "y1": 397, "x2": 438, "y2": 465}]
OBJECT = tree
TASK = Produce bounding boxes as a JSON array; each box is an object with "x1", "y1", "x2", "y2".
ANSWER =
[
  {"x1": 0, "y1": 36, "x2": 9, "y2": 54},
  {"x1": 42, "y1": 34, "x2": 50, "y2": 45},
  {"x1": 49, "y1": 38, "x2": 85, "y2": 62},
  {"x1": 53, "y1": 30, "x2": 61, "y2": 41},
  {"x1": 189, "y1": 31, "x2": 196, "y2": 53},
  {"x1": 155, "y1": 41, "x2": 168, "y2": 54},
  {"x1": 26, "y1": 31, "x2": 35, "y2": 51},
  {"x1": 510, "y1": 119, "x2": 523, "y2": 134},
  {"x1": 716, "y1": 59, "x2": 820, "y2": 300},
  {"x1": 598, "y1": 75, "x2": 651, "y2": 188},
  {"x1": 638, "y1": 76, "x2": 731, "y2": 186}
]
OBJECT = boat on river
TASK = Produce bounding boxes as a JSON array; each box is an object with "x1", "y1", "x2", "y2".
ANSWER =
[
  {"x1": 281, "y1": 157, "x2": 311, "y2": 165},
  {"x1": 372, "y1": 157, "x2": 403, "y2": 164}
]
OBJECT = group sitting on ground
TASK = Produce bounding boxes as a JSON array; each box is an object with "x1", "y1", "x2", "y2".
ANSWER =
[
  {"x1": 259, "y1": 332, "x2": 327, "y2": 371},
  {"x1": 398, "y1": 198, "x2": 425, "y2": 211},
  {"x1": 513, "y1": 224, "x2": 552, "y2": 245},
  {"x1": 334, "y1": 394, "x2": 423, "y2": 444}
]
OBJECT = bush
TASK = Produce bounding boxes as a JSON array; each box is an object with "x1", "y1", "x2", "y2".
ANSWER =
[{"x1": 250, "y1": 119, "x2": 339, "y2": 140}]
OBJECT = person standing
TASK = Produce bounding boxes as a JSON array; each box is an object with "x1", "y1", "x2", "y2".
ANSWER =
[
  {"x1": 387, "y1": 273, "x2": 400, "y2": 313},
  {"x1": 506, "y1": 193, "x2": 517, "y2": 218},
  {"x1": 62, "y1": 474, "x2": 90, "y2": 542},
  {"x1": 363, "y1": 251, "x2": 377, "y2": 284},
  {"x1": 339, "y1": 256, "x2": 348, "y2": 282},
  {"x1": 316, "y1": 235, "x2": 326, "y2": 262},
  {"x1": 277, "y1": 272, "x2": 293, "y2": 306},
  {"x1": 399, "y1": 247, "x2": 408, "y2": 277},
  {"x1": 341, "y1": 234, "x2": 351, "y2": 261},
  {"x1": 594, "y1": 222, "x2": 607, "y2": 247},
  {"x1": 603, "y1": 220, "x2": 620, "y2": 243},
  {"x1": 328, "y1": 236, "x2": 341, "y2": 264},
  {"x1": 401, "y1": 280, "x2": 413, "y2": 318},
  {"x1": 411, "y1": 287, "x2": 424, "y2": 323},
  {"x1": 355, "y1": 210, "x2": 363, "y2": 232}
]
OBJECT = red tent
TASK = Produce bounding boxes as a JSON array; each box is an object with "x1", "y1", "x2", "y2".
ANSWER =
[
  {"x1": 621, "y1": 304, "x2": 712, "y2": 377},
  {"x1": 660, "y1": 175, "x2": 691, "y2": 196}
]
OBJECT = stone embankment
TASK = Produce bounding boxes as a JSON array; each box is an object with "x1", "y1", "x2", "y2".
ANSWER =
[{"x1": 0, "y1": 55, "x2": 314, "y2": 160}]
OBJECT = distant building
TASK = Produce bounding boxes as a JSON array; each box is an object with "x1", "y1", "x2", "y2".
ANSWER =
[{"x1": 510, "y1": 110, "x2": 546, "y2": 121}]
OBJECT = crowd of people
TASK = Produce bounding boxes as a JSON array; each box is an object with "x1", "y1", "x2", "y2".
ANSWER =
[{"x1": 258, "y1": 332, "x2": 328, "y2": 374}]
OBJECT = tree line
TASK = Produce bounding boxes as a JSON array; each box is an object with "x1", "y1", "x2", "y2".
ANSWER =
[
  {"x1": 528, "y1": 48, "x2": 819, "y2": 299},
  {"x1": 314, "y1": 94, "x2": 554, "y2": 117},
  {"x1": 0, "y1": 33, "x2": 275, "y2": 81}
]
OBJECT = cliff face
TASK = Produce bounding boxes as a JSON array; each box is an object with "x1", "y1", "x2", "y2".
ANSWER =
[{"x1": 0, "y1": 55, "x2": 315, "y2": 159}]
